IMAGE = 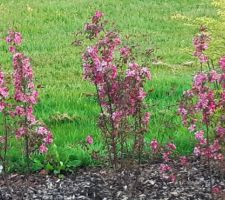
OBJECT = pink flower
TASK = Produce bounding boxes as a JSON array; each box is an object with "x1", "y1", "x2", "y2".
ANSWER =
[
  {"x1": 9, "y1": 46, "x2": 16, "y2": 53},
  {"x1": 137, "y1": 88, "x2": 146, "y2": 100},
  {"x1": 95, "y1": 11, "x2": 103, "y2": 18},
  {"x1": 141, "y1": 67, "x2": 151, "y2": 80},
  {"x1": 150, "y1": 139, "x2": 159, "y2": 151},
  {"x1": 160, "y1": 164, "x2": 172, "y2": 172},
  {"x1": 194, "y1": 73, "x2": 208, "y2": 88},
  {"x1": 6, "y1": 31, "x2": 22, "y2": 45},
  {"x1": 169, "y1": 175, "x2": 176, "y2": 183},
  {"x1": 194, "y1": 146, "x2": 201, "y2": 156},
  {"x1": 14, "y1": 32, "x2": 22, "y2": 45},
  {"x1": 37, "y1": 127, "x2": 49, "y2": 136},
  {"x1": 209, "y1": 70, "x2": 220, "y2": 82},
  {"x1": 111, "y1": 65, "x2": 118, "y2": 79},
  {"x1": 112, "y1": 111, "x2": 123, "y2": 125},
  {"x1": 210, "y1": 139, "x2": 220, "y2": 153},
  {"x1": 178, "y1": 107, "x2": 187, "y2": 116},
  {"x1": 26, "y1": 106, "x2": 36, "y2": 123},
  {"x1": 0, "y1": 71, "x2": 9, "y2": 100},
  {"x1": 0, "y1": 87, "x2": 9, "y2": 98},
  {"x1": 0, "y1": 102, "x2": 6, "y2": 112},
  {"x1": 167, "y1": 143, "x2": 176, "y2": 150},
  {"x1": 163, "y1": 151, "x2": 171, "y2": 162},
  {"x1": 196, "y1": 93, "x2": 209, "y2": 110},
  {"x1": 180, "y1": 156, "x2": 188, "y2": 166},
  {"x1": 16, "y1": 127, "x2": 27, "y2": 138},
  {"x1": 219, "y1": 56, "x2": 225, "y2": 71},
  {"x1": 195, "y1": 130, "x2": 204, "y2": 140},
  {"x1": 212, "y1": 185, "x2": 221, "y2": 194},
  {"x1": 188, "y1": 124, "x2": 196, "y2": 132},
  {"x1": 37, "y1": 127, "x2": 53, "y2": 145},
  {"x1": 195, "y1": 130, "x2": 206, "y2": 144},
  {"x1": 43, "y1": 133, "x2": 53, "y2": 144},
  {"x1": 143, "y1": 112, "x2": 150, "y2": 125},
  {"x1": 120, "y1": 46, "x2": 131, "y2": 60},
  {"x1": 15, "y1": 106, "x2": 25, "y2": 116},
  {"x1": 214, "y1": 153, "x2": 224, "y2": 160},
  {"x1": 126, "y1": 69, "x2": 136, "y2": 78},
  {"x1": 92, "y1": 11, "x2": 104, "y2": 23},
  {"x1": 39, "y1": 144, "x2": 48, "y2": 153},
  {"x1": 199, "y1": 54, "x2": 208, "y2": 63},
  {"x1": 86, "y1": 135, "x2": 94, "y2": 145},
  {"x1": 217, "y1": 127, "x2": 225, "y2": 138}
]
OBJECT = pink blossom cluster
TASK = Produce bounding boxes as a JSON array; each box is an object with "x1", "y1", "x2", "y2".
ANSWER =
[
  {"x1": 120, "y1": 46, "x2": 131, "y2": 61},
  {"x1": 219, "y1": 56, "x2": 225, "y2": 74},
  {"x1": 83, "y1": 31, "x2": 121, "y2": 84},
  {"x1": 5, "y1": 31, "x2": 53, "y2": 154},
  {"x1": 6, "y1": 30, "x2": 22, "y2": 53},
  {"x1": 82, "y1": 12, "x2": 151, "y2": 165},
  {"x1": 179, "y1": 70, "x2": 220, "y2": 128},
  {"x1": 37, "y1": 126, "x2": 53, "y2": 153},
  {"x1": 179, "y1": 156, "x2": 189, "y2": 166},
  {"x1": 0, "y1": 71, "x2": 9, "y2": 112},
  {"x1": 150, "y1": 139, "x2": 159, "y2": 153},
  {"x1": 193, "y1": 29, "x2": 210, "y2": 63},
  {"x1": 86, "y1": 135, "x2": 94, "y2": 145},
  {"x1": 13, "y1": 53, "x2": 39, "y2": 105},
  {"x1": 84, "y1": 11, "x2": 104, "y2": 39}
]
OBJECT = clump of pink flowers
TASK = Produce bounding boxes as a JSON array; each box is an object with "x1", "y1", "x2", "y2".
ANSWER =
[
  {"x1": 0, "y1": 71, "x2": 9, "y2": 112},
  {"x1": 84, "y1": 11, "x2": 105, "y2": 39},
  {"x1": 6, "y1": 30, "x2": 22, "y2": 53},
  {"x1": 150, "y1": 139, "x2": 159, "y2": 153},
  {"x1": 80, "y1": 11, "x2": 151, "y2": 167},
  {"x1": 193, "y1": 26, "x2": 210, "y2": 63}
]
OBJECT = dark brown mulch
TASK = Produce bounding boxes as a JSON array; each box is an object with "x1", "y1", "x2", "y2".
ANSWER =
[{"x1": 0, "y1": 159, "x2": 225, "y2": 200}]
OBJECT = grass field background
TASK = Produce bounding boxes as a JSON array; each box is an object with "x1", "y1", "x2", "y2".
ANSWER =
[{"x1": 0, "y1": 0, "x2": 217, "y2": 170}]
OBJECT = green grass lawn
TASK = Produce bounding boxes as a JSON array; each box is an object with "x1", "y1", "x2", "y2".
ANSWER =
[{"x1": 0, "y1": 0, "x2": 217, "y2": 171}]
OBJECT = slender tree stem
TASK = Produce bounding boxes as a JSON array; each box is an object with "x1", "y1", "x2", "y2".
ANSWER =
[
  {"x1": 25, "y1": 135, "x2": 30, "y2": 173},
  {"x1": 94, "y1": 83, "x2": 112, "y2": 166},
  {"x1": 2, "y1": 111, "x2": 12, "y2": 197},
  {"x1": 206, "y1": 125, "x2": 214, "y2": 200},
  {"x1": 3, "y1": 112, "x2": 8, "y2": 173},
  {"x1": 105, "y1": 79, "x2": 117, "y2": 168}
]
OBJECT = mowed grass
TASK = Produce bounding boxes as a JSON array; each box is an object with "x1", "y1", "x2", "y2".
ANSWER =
[{"x1": 0, "y1": 0, "x2": 217, "y2": 170}]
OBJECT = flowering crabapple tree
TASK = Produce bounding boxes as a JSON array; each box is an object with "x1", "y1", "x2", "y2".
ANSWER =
[
  {"x1": 0, "y1": 31, "x2": 53, "y2": 172},
  {"x1": 179, "y1": 27, "x2": 225, "y2": 196},
  {"x1": 77, "y1": 11, "x2": 151, "y2": 168}
]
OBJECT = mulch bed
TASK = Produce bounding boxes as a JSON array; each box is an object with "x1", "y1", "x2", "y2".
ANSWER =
[{"x1": 0, "y1": 158, "x2": 225, "y2": 200}]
